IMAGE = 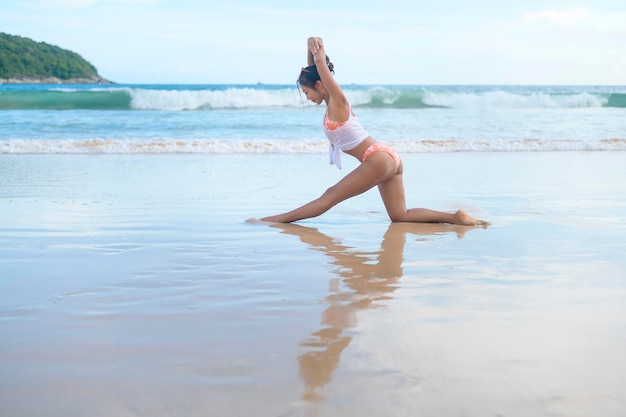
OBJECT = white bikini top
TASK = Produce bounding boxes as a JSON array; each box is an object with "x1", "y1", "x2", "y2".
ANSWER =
[{"x1": 322, "y1": 106, "x2": 369, "y2": 169}]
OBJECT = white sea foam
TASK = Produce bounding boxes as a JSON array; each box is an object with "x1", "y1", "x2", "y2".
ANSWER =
[
  {"x1": 2, "y1": 138, "x2": 624, "y2": 154},
  {"x1": 421, "y1": 91, "x2": 608, "y2": 110},
  {"x1": 128, "y1": 87, "x2": 304, "y2": 110}
]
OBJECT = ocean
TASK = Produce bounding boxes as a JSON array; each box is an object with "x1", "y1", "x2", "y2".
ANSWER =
[{"x1": 1, "y1": 83, "x2": 624, "y2": 154}]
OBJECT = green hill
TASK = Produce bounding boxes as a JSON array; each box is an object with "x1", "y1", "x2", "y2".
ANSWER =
[{"x1": 0, "y1": 32, "x2": 111, "y2": 84}]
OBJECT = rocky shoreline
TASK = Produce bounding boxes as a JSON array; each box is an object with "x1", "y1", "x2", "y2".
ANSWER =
[{"x1": 0, "y1": 75, "x2": 113, "y2": 84}]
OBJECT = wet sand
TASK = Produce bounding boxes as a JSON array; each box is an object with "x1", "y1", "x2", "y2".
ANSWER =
[{"x1": 1, "y1": 152, "x2": 625, "y2": 417}]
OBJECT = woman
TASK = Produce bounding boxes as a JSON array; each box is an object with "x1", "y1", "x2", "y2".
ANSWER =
[{"x1": 261, "y1": 37, "x2": 485, "y2": 226}]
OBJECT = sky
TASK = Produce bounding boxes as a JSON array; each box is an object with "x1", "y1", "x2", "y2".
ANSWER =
[{"x1": 1, "y1": 0, "x2": 625, "y2": 85}]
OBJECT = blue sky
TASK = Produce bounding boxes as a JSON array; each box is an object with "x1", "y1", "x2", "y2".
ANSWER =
[{"x1": 1, "y1": 0, "x2": 625, "y2": 84}]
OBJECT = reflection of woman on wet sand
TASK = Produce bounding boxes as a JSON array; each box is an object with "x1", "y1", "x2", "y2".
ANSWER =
[{"x1": 270, "y1": 222, "x2": 476, "y2": 402}]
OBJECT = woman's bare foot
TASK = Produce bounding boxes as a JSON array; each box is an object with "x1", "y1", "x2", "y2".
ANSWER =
[{"x1": 452, "y1": 210, "x2": 490, "y2": 227}]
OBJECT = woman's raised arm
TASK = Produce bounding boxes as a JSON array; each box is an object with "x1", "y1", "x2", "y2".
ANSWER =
[{"x1": 308, "y1": 37, "x2": 348, "y2": 117}]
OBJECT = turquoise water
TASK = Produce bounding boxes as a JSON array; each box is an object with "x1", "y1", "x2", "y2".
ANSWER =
[{"x1": 1, "y1": 84, "x2": 625, "y2": 153}]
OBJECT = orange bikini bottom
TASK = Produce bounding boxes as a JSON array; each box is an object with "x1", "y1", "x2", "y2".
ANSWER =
[{"x1": 362, "y1": 143, "x2": 401, "y2": 170}]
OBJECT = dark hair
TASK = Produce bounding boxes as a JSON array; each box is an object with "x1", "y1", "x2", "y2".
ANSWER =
[{"x1": 297, "y1": 55, "x2": 334, "y2": 89}]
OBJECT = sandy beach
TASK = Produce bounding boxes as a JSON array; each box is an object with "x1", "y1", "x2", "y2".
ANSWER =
[{"x1": 1, "y1": 151, "x2": 625, "y2": 417}]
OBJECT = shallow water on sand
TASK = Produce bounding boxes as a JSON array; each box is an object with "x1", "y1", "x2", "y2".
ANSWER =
[{"x1": 1, "y1": 153, "x2": 625, "y2": 416}]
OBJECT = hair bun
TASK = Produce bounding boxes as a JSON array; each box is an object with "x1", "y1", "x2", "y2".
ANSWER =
[{"x1": 326, "y1": 55, "x2": 334, "y2": 74}]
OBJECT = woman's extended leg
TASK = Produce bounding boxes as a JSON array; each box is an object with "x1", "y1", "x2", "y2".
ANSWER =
[
  {"x1": 377, "y1": 171, "x2": 484, "y2": 225},
  {"x1": 260, "y1": 155, "x2": 397, "y2": 223}
]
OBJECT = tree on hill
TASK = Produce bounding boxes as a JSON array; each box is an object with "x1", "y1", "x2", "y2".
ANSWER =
[{"x1": 0, "y1": 32, "x2": 106, "y2": 81}]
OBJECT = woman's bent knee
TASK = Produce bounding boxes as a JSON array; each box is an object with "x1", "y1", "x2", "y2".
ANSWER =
[{"x1": 389, "y1": 212, "x2": 408, "y2": 222}]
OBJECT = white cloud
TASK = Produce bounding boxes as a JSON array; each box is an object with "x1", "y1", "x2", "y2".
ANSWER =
[
  {"x1": 587, "y1": 10, "x2": 626, "y2": 32},
  {"x1": 522, "y1": 7, "x2": 588, "y2": 25},
  {"x1": 520, "y1": 7, "x2": 626, "y2": 33}
]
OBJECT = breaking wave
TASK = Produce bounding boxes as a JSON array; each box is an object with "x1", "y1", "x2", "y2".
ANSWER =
[{"x1": 1, "y1": 85, "x2": 625, "y2": 110}]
